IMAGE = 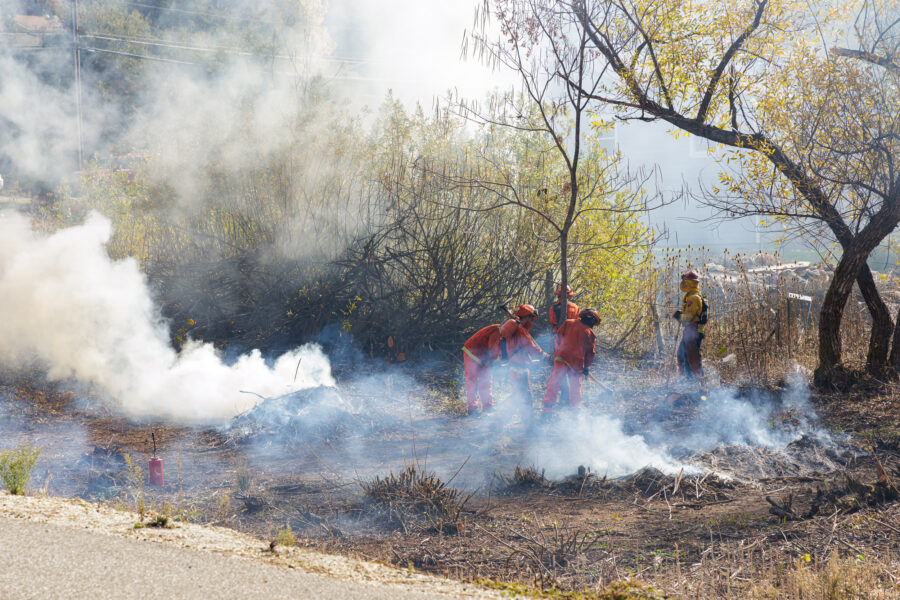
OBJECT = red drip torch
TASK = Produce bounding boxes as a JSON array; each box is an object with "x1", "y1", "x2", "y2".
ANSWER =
[{"x1": 149, "y1": 431, "x2": 164, "y2": 487}]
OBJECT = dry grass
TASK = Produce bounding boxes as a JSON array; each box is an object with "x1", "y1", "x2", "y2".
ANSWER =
[
  {"x1": 496, "y1": 520, "x2": 605, "y2": 589},
  {"x1": 657, "y1": 550, "x2": 899, "y2": 600}
]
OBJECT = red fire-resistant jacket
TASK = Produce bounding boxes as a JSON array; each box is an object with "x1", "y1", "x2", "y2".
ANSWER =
[
  {"x1": 549, "y1": 301, "x2": 579, "y2": 331},
  {"x1": 553, "y1": 319, "x2": 596, "y2": 371},
  {"x1": 463, "y1": 324, "x2": 502, "y2": 364},
  {"x1": 499, "y1": 319, "x2": 544, "y2": 364}
]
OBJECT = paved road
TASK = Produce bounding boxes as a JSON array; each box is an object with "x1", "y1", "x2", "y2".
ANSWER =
[{"x1": 0, "y1": 517, "x2": 448, "y2": 599}]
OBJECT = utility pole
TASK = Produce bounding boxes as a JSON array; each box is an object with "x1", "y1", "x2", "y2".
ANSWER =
[{"x1": 72, "y1": 0, "x2": 84, "y2": 170}]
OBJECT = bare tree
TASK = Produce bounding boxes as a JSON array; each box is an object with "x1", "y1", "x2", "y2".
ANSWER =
[{"x1": 457, "y1": 1, "x2": 662, "y2": 314}]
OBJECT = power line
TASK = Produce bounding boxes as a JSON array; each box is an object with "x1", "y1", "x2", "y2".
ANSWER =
[
  {"x1": 0, "y1": 44, "x2": 66, "y2": 51},
  {"x1": 121, "y1": 1, "x2": 278, "y2": 25},
  {"x1": 78, "y1": 32, "x2": 386, "y2": 67},
  {"x1": 79, "y1": 32, "x2": 294, "y2": 61},
  {"x1": 77, "y1": 45, "x2": 416, "y2": 83},
  {"x1": 74, "y1": 33, "x2": 418, "y2": 83},
  {"x1": 80, "y1": 45, "x2": 200, "y2": 66}
]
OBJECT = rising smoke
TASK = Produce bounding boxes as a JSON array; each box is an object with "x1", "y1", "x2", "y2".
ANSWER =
[
  {"x1": 0, "y1": 205, "x2": 836, "y2": 481},
  {"x1": 0, "y1": 1, "x2": 839, "y2": 481},
  {"x1": 0, "y1": 210, "x2": 333, "y2": 423}
]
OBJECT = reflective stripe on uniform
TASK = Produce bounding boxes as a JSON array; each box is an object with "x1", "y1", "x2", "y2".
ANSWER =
[
  {"x1": 463, "y1": 347, "x2": 483, "y2": 366},
  {"x1": 554, "y1": 357, "x2": 571, "y2": 367}
]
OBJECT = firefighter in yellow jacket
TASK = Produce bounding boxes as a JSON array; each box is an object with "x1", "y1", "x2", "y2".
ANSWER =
[{"x1": 672, "y1": 270, "x2": 705, "y2": 379}]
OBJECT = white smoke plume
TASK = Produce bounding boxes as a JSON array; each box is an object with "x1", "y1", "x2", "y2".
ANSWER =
[
  {"x1": 0, "y1": 210, "x2": 333, "y2": 423},
  {"x1": 520, "y1": 376, "x2": 831, "y2": 481},
  {"x1": 524, "y1": 412, "x2": 682, "y2": 478},
  {"x1": 263, "y1": 362, "x2": 832, "y2": 487}
]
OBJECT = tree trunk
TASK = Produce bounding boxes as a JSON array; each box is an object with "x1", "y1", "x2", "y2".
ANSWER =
[
  {"x1": 544, "y1": 269, "x2": 554, "y2": 323},
  {"x1": 856, "y1": 264, "x2": 893, "y2": 375},
  {"x1": 889, "y1": 305, "x2": 900, "y2": 371},
  {"x1": 815, "y1": 249, "x2": 868, "y2": 383},
  {"x1": 815, "y1": 208, "x2": 900, "y2": 384},
  {"x1": 559, "y1": 229, "x2": 569, "y2": 303}
]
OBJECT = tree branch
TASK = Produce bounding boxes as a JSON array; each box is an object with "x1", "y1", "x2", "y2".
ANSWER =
[{"x1": 696, "y1": 0, "x2": 768, "y2": 124}]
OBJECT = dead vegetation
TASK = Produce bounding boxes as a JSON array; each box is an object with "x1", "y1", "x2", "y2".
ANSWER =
[
  {"x1": 769, "y1": 463, "x2": 900, "y2": 521},
  {"x1": 488, "y1": 519, "x2": 605, "y2": 589},
  {"x1": 1, "y1": 361, "x2": 899, "y2": 598},
  {"x1": 360, "y1": 464, "x2": 474, "y2": 534},
  {"x1": 498, "y1": 465, "x2": 550, "y2": 490}
]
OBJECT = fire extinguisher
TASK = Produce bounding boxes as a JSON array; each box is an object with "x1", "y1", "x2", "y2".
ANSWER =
[{"x1": 149, "y1": 432, "x2": 164, "y2": 487}]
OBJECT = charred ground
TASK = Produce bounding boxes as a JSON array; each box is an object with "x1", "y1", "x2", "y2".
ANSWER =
[{"x1": 1, "y1": 369, "x2": 898, "y2": 598}]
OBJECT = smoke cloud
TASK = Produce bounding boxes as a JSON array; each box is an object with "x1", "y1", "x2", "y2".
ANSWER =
[
  {"x1": 0, "y1": 210, "x2": 333, "y2": 423},
  {"x1": 230, "y1": 358, "x2": 836, "y2": 487},
  {"x1": 0, "y1": 2, "x2": 842, "y2": 484},
  {"x1": 0, "y1": 206, "x2": 838, "y2": 486}
]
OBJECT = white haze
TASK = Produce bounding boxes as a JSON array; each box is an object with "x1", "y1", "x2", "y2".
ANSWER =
[
  {"x1": 0, "y1": 55, "x2": 90, "y2": 184},
  {"x1": 525, "y1": 412, "x2": 683, "y2": 478},
  {"x1": 286, "y1": 366, "x2": 829, "y2": 484},
  {"x1": 514, "y1": 379, "x2": 822, "y2": 479},
  {"x1": 0, "y1": 0, "x2": 833, "y2": 476},
  {"x1": 0, "y1": 206, "x2": 829, "y2": 479},
  {"x1": 0, "y1": 211, "x2": 333, "y2": 423}
]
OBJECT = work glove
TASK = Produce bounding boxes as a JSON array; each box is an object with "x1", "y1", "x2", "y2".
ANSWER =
[
  {"x1": 582, "y1": 369, "x2": 590, "y2": 376},
  {"x1": 698, "y1": 332, "x2": 705, "y2": 343},
  {"x1": 672, "y1": 310, "x2": 682, "y2": 320}
]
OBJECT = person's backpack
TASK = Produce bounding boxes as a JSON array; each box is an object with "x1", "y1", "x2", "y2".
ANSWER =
[{"x1": 698, "y1": 294, "x2": 709, "y2": 325}]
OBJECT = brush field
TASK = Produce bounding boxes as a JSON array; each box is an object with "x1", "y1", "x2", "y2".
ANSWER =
[{"x1": 1, "y1": 364, "x2": 898, "y2": 599}]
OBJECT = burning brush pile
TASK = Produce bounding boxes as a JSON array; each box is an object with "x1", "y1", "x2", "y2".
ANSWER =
[
  {"x1": 225, "y1": 385, "x2": 358, "y2": 448},
  {"x1": 685, "y1": 434, "x2": 858, "y2": 481}
]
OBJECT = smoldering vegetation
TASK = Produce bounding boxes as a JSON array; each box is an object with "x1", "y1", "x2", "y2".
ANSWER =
[{"x1": 210, "y1": 362, "x2": 854, "y2": 490}]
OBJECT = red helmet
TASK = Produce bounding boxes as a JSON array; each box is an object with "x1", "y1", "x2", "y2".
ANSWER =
[
  {"x1": 579, "y1": 308, "x2": 600, "y2": 325},
  {"x1": 681, "y1": 270, "x2": 699, "y2": 282},
  {"x1": 514, "y1": 304, "x2": 538, "y2": 319},
  {"x1": 555, "y1": 284, "x2": 575, "y2": 298}
]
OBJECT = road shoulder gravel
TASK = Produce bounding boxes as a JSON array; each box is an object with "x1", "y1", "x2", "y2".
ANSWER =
[{"x1": 0, "y1": 491, "x2": 505, "y2": 599}]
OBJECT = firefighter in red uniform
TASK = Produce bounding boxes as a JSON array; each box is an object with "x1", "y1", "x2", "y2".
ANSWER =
[
  {"x1": 549, "y1": 284, "x2": 579, "y2": 332},
  {"x1": 499, "y1": 304, "x2": 549, "y2": 410},
  {"x1": 549, "y1": 284, "x2": 579, "y2": 405},
  {"x1": 541, "y1": 308, "x2": 600, "y2": 414},
  {"x1": 462, "y1": 323, "x2": 503, "y2": 415}
]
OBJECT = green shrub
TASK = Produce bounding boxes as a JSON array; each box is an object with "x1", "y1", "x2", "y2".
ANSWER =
[
  {"x1": 276, "y1": 523, "x2": 296, "y2": 547},
  {"x1": 0, "y1": 444, "x2": 42, "y2": 495}
]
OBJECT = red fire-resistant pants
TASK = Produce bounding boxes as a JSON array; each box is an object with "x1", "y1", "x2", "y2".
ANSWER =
[
  {"x1": 463, "y1": 353, "x2": 493, "y2": 413},
  {"x1": 677, "y1": 323, "x2": 703, "y2": 378},
  {"x1": 541, "y1": 361, "x2": 583, "y2": 412}
]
